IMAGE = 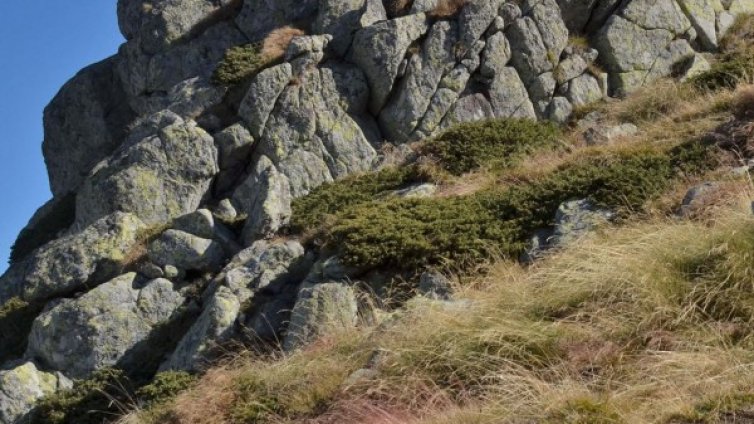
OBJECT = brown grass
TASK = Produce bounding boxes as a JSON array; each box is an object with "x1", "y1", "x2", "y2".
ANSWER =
[
  {"x1": 261, "y1": 26, "x2": 305, "y2": 61},
  {"x1": 427, "y1": 0, "x2": 468, "y2": 19},
  {"x1": 733, "y1": 84, "x2": 754, "y2": 120}
]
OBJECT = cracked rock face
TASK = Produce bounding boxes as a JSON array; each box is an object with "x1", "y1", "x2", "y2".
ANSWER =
[{"x1": 2, "y1": 0, "x2": 753, "y2": 418}]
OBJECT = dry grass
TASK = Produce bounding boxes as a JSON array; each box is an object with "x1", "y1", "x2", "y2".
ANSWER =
[
  {"x1": 427, "y1": 0, "x2": 468, "y2": 19},
  {"x1": 124, "y1": 188, "x2": 754, "y2": 423},
  {"x1": 261, "y1": 26, "x2": 305, "y2": 61},
  {"x1": 733, "y1": 84, "x2": 754, "y2": 120}
]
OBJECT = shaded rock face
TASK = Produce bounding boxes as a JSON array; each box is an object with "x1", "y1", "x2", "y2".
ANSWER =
[{"x1": 2, "y1": 0, "x2": 753, "y2": 419}]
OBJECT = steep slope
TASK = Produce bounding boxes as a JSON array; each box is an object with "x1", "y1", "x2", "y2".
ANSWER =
[{"x1": 1, "y1": 1, "x2": 754, "y2": 423}]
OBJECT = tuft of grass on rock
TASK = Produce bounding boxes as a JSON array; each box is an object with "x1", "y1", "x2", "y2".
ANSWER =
[{"x1": 213, "y1": 26, "x2": 304, "y2": 86}]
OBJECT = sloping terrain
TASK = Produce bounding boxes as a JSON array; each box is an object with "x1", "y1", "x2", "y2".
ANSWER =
[{"x1": 2, "y1": 1, "x2": 754, "y2": 423}]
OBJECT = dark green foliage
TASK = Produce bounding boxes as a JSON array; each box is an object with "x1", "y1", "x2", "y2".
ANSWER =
[
  {"x1": 31, "y1": 370, "x2": 197, "y2": 424},
  {"x1": 0, "y1": 298, "x2": 44, "y2": 363},
  {"x1": 30, "y1": 369, "x2": 135, "y2": 424},
  {"x1": 425, "y1": 118, "x2": 562, "y2": 175},
  {"x1": 136, "y1": 371, "x2": 197, "y2": 407},
  {"x1": 290, "y1": 165, "x2": 433, "y2": 233},
  {"x1": 688, "y1": 50, "x2": 754, "y2": 91},
  {"x1": 326, "y1": 142, "x2": 717, "y2": 273},
  {"x1": 10, "y1": 194, "x2": 76, "y2": 264},
  {"x1": 213, "y1": 43, "x2": 270, "y2": 86}
]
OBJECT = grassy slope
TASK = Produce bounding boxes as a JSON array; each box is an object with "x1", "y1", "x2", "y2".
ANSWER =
[{"x1": 103, "y1": 17, "x2": 754, "y2": 424}]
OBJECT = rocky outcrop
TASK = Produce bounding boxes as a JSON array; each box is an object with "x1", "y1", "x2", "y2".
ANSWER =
[{"x1": 2, "y1": 0, "x2": 754, "y2": 419}]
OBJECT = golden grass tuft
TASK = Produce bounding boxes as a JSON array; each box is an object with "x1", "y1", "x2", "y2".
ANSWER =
[
  {"x1": 733, "y1": 84, "x2": 754, "y2": 120},
  {"x1": 261, "y1": 26, "x2": 305, "y2": 61},
  {"x1": 427, "y1": 0, "x2": 468, "y2": 19}
]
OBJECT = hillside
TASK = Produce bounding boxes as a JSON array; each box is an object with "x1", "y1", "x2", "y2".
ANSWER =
[{"x1": 1, "y1": 0, "x2": 754, "y2": 423}]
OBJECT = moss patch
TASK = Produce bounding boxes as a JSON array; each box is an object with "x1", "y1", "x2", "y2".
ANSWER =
[
  {"x1": 213, "y1": 43, "x2": 272, "y2": 86},
  {"x1": 424, "y1": 118, "x2": 562, "y2": 175}
]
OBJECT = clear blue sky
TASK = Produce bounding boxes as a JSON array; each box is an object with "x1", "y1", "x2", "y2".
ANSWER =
[{"x1": 0, "y1": 2, "x2": 124, "y2": 274}]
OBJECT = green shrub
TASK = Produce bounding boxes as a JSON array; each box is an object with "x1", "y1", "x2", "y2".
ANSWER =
[
  {"x1": 31, "y1": 369, "x2": 135, "y2": 424},
  {"x1": 290, "y1": 165, "x2": 433, "y2": 233},
  {"x1": 424, "y1": 118, "x2": 562, "y2": 175},
  {"x1": 0, "y1": 298, "x2": 44, "y2": 363},
  {"x1": 31, "y1": 370, "x2": 196, "y2": 424},
  {"x1": 213, "y1": 43, "x2": 271, "y2": 86},
  {"x1": 136, "y1": 371, "x2": 197, "y2": 407},
  {"x1": 326, "y1": 142, "x2": 717, "y2": 272},
  {"x1": 688, "y1": 50, "x2": 754, "y2": 91}
]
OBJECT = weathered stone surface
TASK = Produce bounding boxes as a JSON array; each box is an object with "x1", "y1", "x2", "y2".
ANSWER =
[
  {"x1": 26, "y1": 273, "x2": 185, "y2": 379},
  {"x1": 161, "y1": 286, "x2": 240, "y2": 372},
  {"x1": 506, "y1": 16, "x2": 554, "y2": 84},
  {"x1": 457, "y1": 0, "x2": 502, "y2": 55},
  {"x1": 419, "y1": 271, "x2": 453, "y2": 300},
  {"x1": 552, "y1": 199, "x2": 614, "y2": 246},
  {"x1": 379, "y1": 21, "x2": 459, "y2": 142},
  {"x1": 120, "y1": 22, "x2": 245, "y2": 104},
  {"x1": 239, "y1": 63, "x2": 294, "y2": 140},
  {"x1": 235, "y1": 0, "x2": 318, "y2": 41},
  {"x1": 584, "y1": 123, "x2": 639, "y2": 145},
  {"x1": 148, "y1": 230, "x2": 226, "y2": 272},
  {"x1": 43, "y1": 57, "x2": 135, "y2": 198},
  {"x1": 677, "y1": 0, "x2": 721, "y2": 49},
  {"x1": 0, "y1": 212, "x2": 146, "y2": 305},
  {"x1": 232, "y1": 155, "x2": 292, "y2": 243},
  {"x1": 315, "y1": 0, "x2": 373, "y2": 56},
  {"x1": 255, "y1": 63, "x2": 378, "y2": 197},
  {"x1": 567, "y1": 73, "x2": 603, "y2": 107},
  {"x1": 351, "y1": 13, "x2": 430, "y2": 114},
  {"x1": 163, "y1": 240, "x2": 308, "y2": 370},
  {"x1": 283, "y1": 282, "x2": 358, "y2": 351},
  {"x1": 489, "y1": 67, "x2": 537, "y2": 119},
  {"x1": 622, "y1": 0, "x2": 691, "y2": 34},
  {"x1": 119, "y1": 0, "x2": 239, "y2": 54},
  {"x1": 75, "y1": 119, "x2": 218, "y2": 228},
  {"x1": 0, "y1": 361, "x2": 71, "y2": 424}
]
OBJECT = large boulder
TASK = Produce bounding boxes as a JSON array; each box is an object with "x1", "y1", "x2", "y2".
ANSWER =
[
  {"x1": 75, "y1": 119, "x2": 218, "y2": 228},
  {"x1": 43, "y1": 57, "x2": 136, "y2": 198},
  {"x1": 26, "y1": 273, "x2": 185, "y2": 379},
  {"x1": 148, "y1": 229, "x2": 226, "y2": 272},
  {"x1": 0, "y1": 212, "x2": 146, "y2": 305},
  {"x1": 254, "y1": 63, "x2": 379, "y2": 198},
  {"x1": 283, "y1": 281, "x2": 358, "y2": 351},
  {"x1": 0, "y1": 361, "x2": 71, "y2": 424}
]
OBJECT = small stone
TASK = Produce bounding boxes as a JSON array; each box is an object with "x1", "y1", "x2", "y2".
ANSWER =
[
  {"x1": 392, "y1": 183, "x2": 437, "y2": 198},
  {"x1": 138, "y1": 261, "x2": 165, "y2": 279},
  {"x1": 164, "y1": 265, "x2": 181, "y2": 279},
  {"x1": 419, "y1": 271, "x2": 453, "y2": 300},
  {"x1": 148, "y1": 229, "x2": 226, "y2": 272},
  {"x1": 584, "y1": 123, "x2": 639, "y2": 145},
  {"x1": 213, "y1": 199, "x2": 240, "y2": 223},
  {"x1": 172, "y1": 209, "x2": 216, "y2": 239}
]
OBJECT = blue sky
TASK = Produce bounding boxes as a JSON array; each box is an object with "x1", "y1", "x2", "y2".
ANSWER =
[{"x1": 0, "y1": 2, "x2": 124, "y2": 273}]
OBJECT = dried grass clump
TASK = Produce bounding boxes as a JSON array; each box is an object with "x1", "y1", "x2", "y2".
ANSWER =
[
  {"x1": 428, "y1": 0, "x2": 468, "y2": 19},
  {"x1": 732, "y1": 84, "x2": 754, "y2": 119},
  {"x1": 261, "y1": 26, "x2": 305, "y2": 61}
]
